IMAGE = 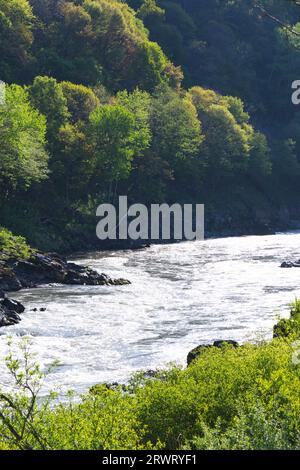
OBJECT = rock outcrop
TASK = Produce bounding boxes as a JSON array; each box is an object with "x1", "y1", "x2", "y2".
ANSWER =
[
  {"x1": 0, "y1": 291, "x2": 25, "y2": 327},
  {"x1": 281, "y1": 260, "x2": 300, "y2": 268},
  {"x1": 0, "y1": 252, "x2": 130, "y2": 292},
  {"x1": 0, "y1": 251, "x2": 131, "y2": 328}
]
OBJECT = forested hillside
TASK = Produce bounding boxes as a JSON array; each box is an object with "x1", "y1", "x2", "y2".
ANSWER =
[{"x1": 1, "y1": 0, "x2": 300, "y2": 251}]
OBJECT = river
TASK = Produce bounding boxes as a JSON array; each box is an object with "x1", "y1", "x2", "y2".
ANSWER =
[{"x1": 0, "y1": 232, "x2": 299, "y2": 394}]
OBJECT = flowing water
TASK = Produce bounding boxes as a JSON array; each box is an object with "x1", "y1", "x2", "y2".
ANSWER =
[{"x1": 0, "y1": 232, "x2": 300, "y2": 394}]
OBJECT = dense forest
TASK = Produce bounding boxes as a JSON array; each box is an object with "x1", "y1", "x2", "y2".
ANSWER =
[
  {"x1": 1, "y1": 0, "x2": 300, "y2": 250},
  {"x1": 1, "y1": 0, "x2": 300, "y2": 453}
]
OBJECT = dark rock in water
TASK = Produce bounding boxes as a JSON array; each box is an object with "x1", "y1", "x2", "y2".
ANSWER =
[
  {"x1": 0, "y1": 262, "x2": 22, "y2": 291},
  {"x1": 0, "y1": 251, "x2": 130, "y2": 327},
  {"x1": 2, "y1": 297, "x2": 25, "y2": 314},
  {"x1": 187, "y1": 340, "x2": 239, "y2": 365},
  {"x1": 281, "y1": 260, "x2": 300, "y2": 268},
  {"x1": 0, "y1": 252, "x2": 131, "y2": 292},
  {"x1": 0, "y1": 295, "x2": 24, "y2": 327}
]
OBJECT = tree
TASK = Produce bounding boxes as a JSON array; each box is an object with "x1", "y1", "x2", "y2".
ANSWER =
[
  {"x1": 117, "y1": 89, "x2": 152, "y2": 156},
  {"x1": 203, "y1": 104, "x2": 250, "y2": 188},
  {"x1": 151, "y1": 87, "x2": 203, "y2": 169},
  {"x1": 145, "y1": 86, "x2": 204, "y2": 198},
  {"x1": 80, "y1": 0, "x2": 176, "y2": 91},
  {"x1": 189, "y1": 85, "x2": 272, "y2": 191},
  {"x1": 88, "y1": 104, "x2": 136, "y2": 198},
  {"x1": 0, "y1": 0, "x2": 34, "y2": 82},
  {"x1": 137, "y1": 0, "x2": 164, "y2": 21},
  {"x1": 29, "y1": 76, "x2": 70, "y2": 144},
  {"x1": 0, "y1": 84, "x2": 48, "y2": 199},
  {"x1": 56, "y1": 122, "x2": 92, "y2": 203},
  {"x1": 61, "y1": 82, "x2": 100, "y2": 123},
  {"x1": 249, "y1": 131, "x2": 272, "y2": 180}
]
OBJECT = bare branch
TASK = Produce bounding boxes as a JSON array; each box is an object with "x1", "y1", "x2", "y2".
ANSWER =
[{"x1": 254, "y1": 2, "x2": 300, "y2": 36}]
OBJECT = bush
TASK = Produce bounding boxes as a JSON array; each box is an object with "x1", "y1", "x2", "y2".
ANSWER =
[
  {"x1": 0, "y1": 227, "x2": 34, "y2": 261},
  {"x1": 0, "y1": 303, "x2": 299, "y2": 450},
  {"x1": 273, "y1": 299, "x2": 300, "y2": 339},
  {"x1": 132, "y1": 339, "x2": 300, "y2": 448}
]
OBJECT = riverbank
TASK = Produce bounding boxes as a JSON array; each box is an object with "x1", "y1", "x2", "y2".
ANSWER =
[
  {"x1": 0, "y1": 251, "x2": 130, "y2": 293},
  {"x1": 0, "y1": 251, "x2": 130, "y2": 327},
  {"x1": 0, "y1": 232, "x2": 299, "y2": 450},
  {"x1": 0, "y1": 228, "x2": 131, "y2": 327},
  {"x1": 1, "y1": 232, "x2": 299, "y2": 391},
  {"x1": 56, "y1": 219, "x2": 298, "y2": 259},
  {"x1": 0, "y1": 301, "x2": 299, "y2": 450}
]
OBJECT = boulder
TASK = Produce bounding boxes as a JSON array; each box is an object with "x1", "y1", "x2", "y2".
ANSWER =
[
  {"x1": 187, "y1": 340, "x2": 239, "y2": 365},
  {"x1": 2, "y1": 297, "x2": 25, "y2": 314},
  {"x1": 0, "y1": 251, "x2": 130, "y2": 327},
  {"x1": 0, "y1": 262, "x2": 22, "y2": 291},
  {"x1": 281, "y1": 260, "x2": 300, "y2": 268},
  {"x1": 1, "y1": 252, "x2": 131, "y2": 292},
  {"x1": 0, "y1": 295, "x2": 24, "y2": 327}
]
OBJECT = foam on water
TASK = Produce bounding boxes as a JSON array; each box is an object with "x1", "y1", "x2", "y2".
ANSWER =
[{"x1": 0, "y1": 232, "x2": 299, "y2": 394}]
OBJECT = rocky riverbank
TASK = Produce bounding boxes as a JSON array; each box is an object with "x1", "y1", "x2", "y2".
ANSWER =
[
  {"x1": 0, "y1": 291, "x2": 25, "y2": 327},
  {"x1": 186, "y1": 306, "x2": 300, "y2": 366},
  {"x1": 0, "y1": 252, "x2": 130, "y2": 292},
  {"x1": 0, "y1": 251, "x2": 131, "y2": 327},
  {"x1": 281, "y1": 259, "x2": 300, "y2": 268}
]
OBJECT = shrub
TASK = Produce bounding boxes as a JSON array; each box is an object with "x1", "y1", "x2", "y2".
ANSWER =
[
  {"x1": 273, "y1": 299, "x2": 300, "y2": 339},
  {"x1": 0, "y1": 303, "x2": 299, "y2": 450},
  {"x1": 0, "y1": 228, "x2": 34, "y2": 261}
]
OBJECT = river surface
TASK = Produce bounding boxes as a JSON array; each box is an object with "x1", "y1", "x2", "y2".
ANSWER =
[{"x1": 0, "y1": 232, "x2": 300, "y2": 394}]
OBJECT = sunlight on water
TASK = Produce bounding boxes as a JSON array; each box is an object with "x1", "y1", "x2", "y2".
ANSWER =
[{"x1": 0, "y1": 232, "x2": 300, "y2": 394}]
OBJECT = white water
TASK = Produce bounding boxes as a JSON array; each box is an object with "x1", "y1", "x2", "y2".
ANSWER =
[{"x1": 0, "y1": 232, "x2": 300, "y2": 394}]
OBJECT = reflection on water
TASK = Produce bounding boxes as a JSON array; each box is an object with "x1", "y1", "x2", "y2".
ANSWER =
[{"x1": 0, "y1": 232, "x2": 300, "y2": 394}]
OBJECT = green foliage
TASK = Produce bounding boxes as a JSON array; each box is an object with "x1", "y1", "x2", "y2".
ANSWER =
[
  {"x1": 117, "y1": 88, "x2": 152, "y2": 156},
  {"x1": 274, "y1": 300, "x2": 300, "y2": 339},
  {"x1": 0, "y1": 337, "x2": 157, "y2": 450},
  {"x1": 185, "y1": 404, "x2": 299, "y2": 450},
  {"x1": 88, "y1": 104, "x2": 136, "y2": 184},
  {"x1": 29, "y1": 76, "x2": 70, "y2": 143},
  {"x1": 1, "y1": 0, "x2": 300, "y2": 452},
  {"x1": 189, "y1": 86, "x2": 271, "y2": 190},
  {"x1": 137, "y1": 0, "x2": 164, "y2": 21},
  {"x1": 55, "y1": 122, "x2": 92, "y2": 202},
  {"x1": 0, "y1": 0, "x2": 299, "y2": 248},
  {"x1": 49, "y1": 0, "x2": 174, "y2": 91},
  {"x1": 61, "y1": 82, "x2": 100, "y2": 122},
  {"x1": 133, "y1": 339, "x2": 300, "y2": 449},
  {"x1": 0, "y1": 228, "x2": 33, "y2": 261},
  {"x1": 0, "y1": 311, "x2": 299, "y2": 450},
  {"x1": 0, "y1": 84, "x2": 48, "y2": 197},
  {"x1": 151, "y1": 87, "x2": 203, "y2": 166},
  {"x1": 0, "y1": 0, "x2": 33, "y2": 82},
  {"x1": 249, "y1": 132, "x2": 272, "y2": 179},
  {"x1": 44, "y1": 389, "x2": 153, "y2": 450}
]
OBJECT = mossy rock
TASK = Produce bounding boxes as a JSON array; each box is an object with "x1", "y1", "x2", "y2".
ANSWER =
[{"x1": 187, "y1": 340, "x2": 239, "y2": 365}]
